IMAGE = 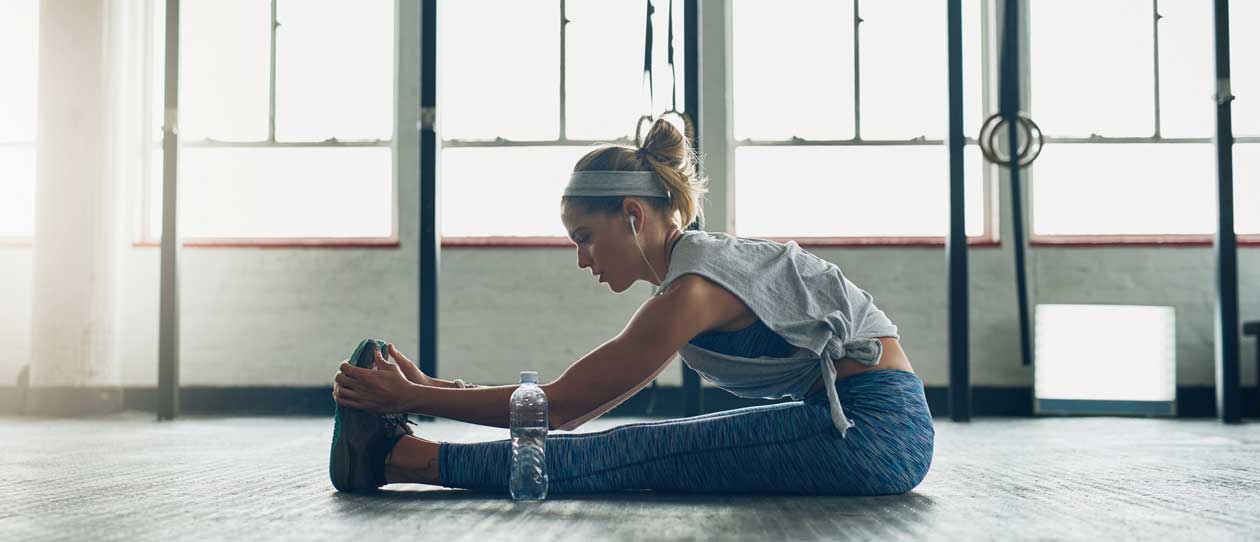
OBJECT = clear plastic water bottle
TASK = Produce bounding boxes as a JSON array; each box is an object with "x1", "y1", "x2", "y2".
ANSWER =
[{"x1": 509, "y1": 371, "x2": 548, "y2": 501}]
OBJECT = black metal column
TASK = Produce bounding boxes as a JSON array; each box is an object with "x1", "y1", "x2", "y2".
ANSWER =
[
  {"x1": 682, "y1": 0, "x2": 703, "y2": 416},
  {"x1": 1211, "y1": 0, "x2": 1241, "y2": 423},
  {"x1": 157, "y1": 0, "x2": 182, "y2": 422},
  {"x1": 946, "y1": 0, "x2": 971, "y2": 422},
  {"x1": 419, "y1": 0, "x2": 439, "y2": 381}
]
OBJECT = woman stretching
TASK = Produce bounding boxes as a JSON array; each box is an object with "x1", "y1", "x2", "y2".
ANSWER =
[{"x1": 329, "y1": 119, "x2": 934, "y2": 495}]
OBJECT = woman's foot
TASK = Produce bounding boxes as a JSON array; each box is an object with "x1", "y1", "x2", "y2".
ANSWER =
[
  {"x1": 329, "y1": 339, "x2": 416, "y2": 492},
  {"x1": 384, "y1": 435, "x2": 443, "y2": 486}
]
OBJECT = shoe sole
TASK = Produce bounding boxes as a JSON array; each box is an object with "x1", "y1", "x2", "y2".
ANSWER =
[{"x1": 330, "y1": 338, "x2": 386, "y2": 492}]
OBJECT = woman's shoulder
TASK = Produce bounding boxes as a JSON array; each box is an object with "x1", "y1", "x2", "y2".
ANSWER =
[
  {"x1": 657, "y1": 273, "x2": 756, "y2": 332},
  {"x1": 683, "y1": 232, "x2": 822, "y2": 271},
  {"x1": 676, "y1": 230, "x2": 793, "y2": 255},
  {"x1": 662, "y1": 230, "x2": 808, "y2": 287}
]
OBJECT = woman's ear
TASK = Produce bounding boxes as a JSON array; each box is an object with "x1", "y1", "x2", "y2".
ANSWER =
[{"x1": 622, "y1": 199, "x2": 645, "y2": 229}]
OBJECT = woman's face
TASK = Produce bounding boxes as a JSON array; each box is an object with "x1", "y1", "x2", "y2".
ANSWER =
[{"x1": 560, "y1": 206, "x2": 640, "y2": 293}]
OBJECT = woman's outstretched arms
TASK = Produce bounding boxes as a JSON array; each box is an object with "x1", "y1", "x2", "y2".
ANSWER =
[
  {"x1": 410, "y1": 275, "x2": 738, "y2": 430},
  {"x1": 547, "y1": 274, "x2": 754, "y2": 430}
]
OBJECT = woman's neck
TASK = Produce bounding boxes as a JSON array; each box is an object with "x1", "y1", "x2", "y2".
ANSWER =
[{"x1": 659, "y1": 227, "x2": 685, "y2": 281}]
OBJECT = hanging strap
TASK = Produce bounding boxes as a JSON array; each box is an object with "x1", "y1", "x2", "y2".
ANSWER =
[
  {"x1": 639, "y1": 0, "x2": 679, "y2": 112},
  {"x1": 637, "y1": 0, "x2": 695, "y2": 146},
  {"x1": 642, "y1": 0, "x2": 656, "y2": 117},
  {"x1": 667, "y1": 0, "x2": 677, "y2": 112}
]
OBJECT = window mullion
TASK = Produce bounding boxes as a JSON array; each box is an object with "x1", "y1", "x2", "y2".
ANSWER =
[
  {"x1": 853, "y1": 0, "x2": 862, "y2": 140},
  {"x1": 440, "y1": 138, "x2": 632, "y2": 148},
  {"x1": 1043, "y1": 135, "x2": 1221, "y2": 144},
  {"x1": 181, "y1": 140, "x2": 390, "y2": 148},
  {"x1": 269, "y1": 0, "x2": 278, "y2": 143},
  {"x1": 1153, "y1": 0, "x2": 1162, "y2": 138},
  {"x1": 559, "y1": 0, "x2": 567, "y2": 141},
  {"x1": 980, "y1": 0, "x2": 994, "y2": 240}
]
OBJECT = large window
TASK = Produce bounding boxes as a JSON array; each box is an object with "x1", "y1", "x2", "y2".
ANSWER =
[
  {"x1": 147, "y1": 0, "x2": 396, "y2": 243},
  {"x1": 438, "y1": 0, "x2": 687, "y2": 241},
  {"x1": 731, "y1": 0, "x2": 991, "y2": 242},
  {"x1": 11, "y1": 1, "x2": 1253, "y2": 246},
  {"x1": 0, "y1": 0, "x2": 37, "y2": 240},
  {"x1": 1029, "y1": 0, "x2": 1259, "y2": 240}
]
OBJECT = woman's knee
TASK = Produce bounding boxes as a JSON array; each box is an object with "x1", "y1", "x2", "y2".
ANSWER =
[{"x1": 884, "y1": 449, "x2": 933, "y2": 494}]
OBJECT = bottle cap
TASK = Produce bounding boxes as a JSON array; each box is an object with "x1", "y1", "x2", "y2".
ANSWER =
[{"x1": 519, "y1": 371, "x2": 539, "y2": 384}]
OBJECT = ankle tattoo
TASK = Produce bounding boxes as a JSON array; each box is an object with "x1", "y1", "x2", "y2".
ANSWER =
[{"x1": 395, "y1": 458, "x2": 439, "y2": 484}]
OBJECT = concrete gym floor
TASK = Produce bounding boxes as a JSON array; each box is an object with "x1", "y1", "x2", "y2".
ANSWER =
[{"x1": 2, "y1": 413, "x2": 1258, "y2": 541}]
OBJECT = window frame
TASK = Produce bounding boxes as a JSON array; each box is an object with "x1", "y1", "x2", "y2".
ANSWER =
[
  {"x1": 1028, "y1": 137, "x2": 1260, "y2": 248},
  {"x1": 10, "y1": 1, "x2": 1252, "y2": 249},
  {"x1": 442, "y1": 0, "x2": 1000, "y2": 249},
  {"x1": 135, "y1": 0, "x2": 401, "y2": 249},
  {"x1": 439, "y1": 0, "x2": 690, "y2": 249},
  {"x1": 0, "y1": 142, "x2": 35, "y2": 245},
  {"x1": 1026, "y1": 0, "x2": 1260, "y2": 248},
  {"x1": 728, "y1": 0, "x2": 999, "y2": 248},
  {"x1": 0, "y1": 0, "x2": 38, "y2": 244}
]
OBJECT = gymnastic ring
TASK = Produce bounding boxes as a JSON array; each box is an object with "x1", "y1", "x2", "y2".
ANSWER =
[
  {"x1": 979, "y1": 112, "x2": 1043, "y2": 168},
  {"x1": 634, "y1": 114, "x2": 655, "y2": 148},
  {"x1": 978, "y1": 113, "x2": 1003, "y2": 163},
  {"x1": 980, "y1": 112, "x2": 1043, "y2": 167},
  {"x1": 1016, "y1": 114, "x2": 1044, "y2": 165},
  {"x1": 660, "y1": 109, "x2": 696, "y2": 143},
  {"x1": 979, "y1": 113, "x2": 1024, "y2": 165},
  {"x1": 635, "y1": 111, "x2": 696, "y2": 149}
]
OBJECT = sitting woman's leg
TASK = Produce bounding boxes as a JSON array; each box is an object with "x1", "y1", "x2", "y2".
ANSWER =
[
  {"x1": 379, "y1": 404, "x2": 770, "y2": 485},
  {"x1": 430, "y1": 370, "x2": 934, "y2": 495},
  {"x1": 379, "y1": 404, "x2": 770, "y2": 486},
  {"x1": 384, "y1": 435, "x2": 443, "y2": 485}
]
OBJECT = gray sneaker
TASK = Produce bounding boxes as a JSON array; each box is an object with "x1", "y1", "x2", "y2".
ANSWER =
[{"x1": 329, "y1": 339, "x2": 415, "y2": 492}]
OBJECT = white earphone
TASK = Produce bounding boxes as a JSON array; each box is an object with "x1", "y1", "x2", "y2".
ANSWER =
[{"x1": 628, "y1": 213, "x2": 663, "y2": 284}]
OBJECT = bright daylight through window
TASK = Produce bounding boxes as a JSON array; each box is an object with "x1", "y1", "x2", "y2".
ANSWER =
[
  {"x1": 732, "y1": 0, "x2": 989, "y2": 240},
  {"x1": 0, "y1": 0, "x2": 38, "y2": 239},
  {"x1": 1029, "y1": 0, "x2": 1259, "y2": 238},
  {"x1": 438, "y1": 0, "x2": 686, "y2": 239},
  {"x1": 146, "y1": 0, "x2": 395, "y2": 241}
]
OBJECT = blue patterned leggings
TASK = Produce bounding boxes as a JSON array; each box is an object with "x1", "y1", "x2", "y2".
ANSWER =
[{"x1": 438, "y1": 369, "x2": 934, "y2": 495}]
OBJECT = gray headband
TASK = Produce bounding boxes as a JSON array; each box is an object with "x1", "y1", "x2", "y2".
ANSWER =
[{"x1": 563, "y1": 171, "x2": 670, "y2": 199}]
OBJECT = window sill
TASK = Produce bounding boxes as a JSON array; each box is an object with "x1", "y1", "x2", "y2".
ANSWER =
[
  {"x1": 442, "y1": 236, "x2": 1002, "y2": 249},
  {"x1": 767, "y1": 236, "x2": 1000, "y2": 249},
  {"x1": 20, "y1": 234, "x2": 1260, "y2": 249},
  {"x1": 3, "y1": 238, "x2": 401, "y2": 249},
  {"x1": 132, "y1": 237, "x2": 400, "y2": 249},
  {"x1": 1032, "y1": 235, "x2": 1260, "y2": 247}
]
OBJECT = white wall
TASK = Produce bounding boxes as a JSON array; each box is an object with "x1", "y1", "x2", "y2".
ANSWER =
[
  {"x1": 0, "y1": 248, "x2": 34, "y2": 386},
  {"x1": 2, "y1": 210, "x2": 1256, "y2": 391},
  {"x1": 1, "y1": 0, "x2": 1256, "y2": 394}
]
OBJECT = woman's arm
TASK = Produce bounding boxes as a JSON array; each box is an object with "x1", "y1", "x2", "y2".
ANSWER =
[
  {"x1": 402, "y1": 275, "x2": 739, "y2": 430},
  {"x1": 550, "y1": 349, "x2": 673, "y2": 431},
  {"x1": 396, "y1": 339, "x2": 670, "y2": 430}
]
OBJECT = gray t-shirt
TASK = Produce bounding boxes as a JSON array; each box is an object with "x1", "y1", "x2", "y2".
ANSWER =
[{"x1": 654, "y1": 230, "x2": 900, "y2": 438}]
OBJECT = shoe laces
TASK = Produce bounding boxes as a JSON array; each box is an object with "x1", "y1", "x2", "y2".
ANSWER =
[{"x1": 382, "y1": 413, "x2": 415, "y2": 436}]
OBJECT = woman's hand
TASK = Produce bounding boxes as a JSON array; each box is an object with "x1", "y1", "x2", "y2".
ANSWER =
[
  {"x1": 332, "y1": 349, "x2": 419, "y2": 414},
  {"x1": 385, "y1": 343, "x2": 435, "y2": 387}
]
